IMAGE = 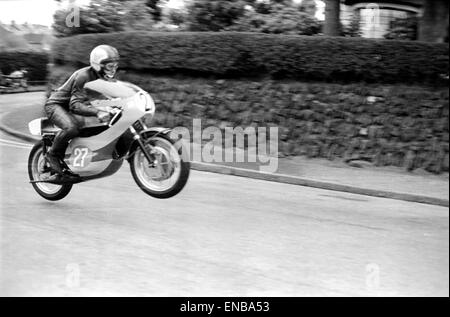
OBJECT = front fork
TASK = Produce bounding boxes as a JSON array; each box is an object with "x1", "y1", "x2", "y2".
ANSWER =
[{"x1": 129, "y1": 122, "x2": 157, "y2": 166}]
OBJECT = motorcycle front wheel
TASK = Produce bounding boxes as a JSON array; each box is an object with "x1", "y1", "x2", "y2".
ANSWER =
[
  {"x1": 28, "y1": 141, "x2": 72, "y2": 201},
  {"x1": 130, "y1": 134, "x2": 190, "y2": 199}
]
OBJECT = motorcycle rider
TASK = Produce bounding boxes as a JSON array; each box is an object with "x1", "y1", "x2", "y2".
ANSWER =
[{"x1": 44, "y1": 44, "x2": 120, "y2": 178}]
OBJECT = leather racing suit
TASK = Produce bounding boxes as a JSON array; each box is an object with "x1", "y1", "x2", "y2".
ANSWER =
[{"x1": 44, "y1": 66, "x2": 101, "y2": 161}]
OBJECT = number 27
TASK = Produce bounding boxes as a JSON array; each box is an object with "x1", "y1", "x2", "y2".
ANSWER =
[{"x1": 73, "y1": 148, "x2": 89, "y2": 167}]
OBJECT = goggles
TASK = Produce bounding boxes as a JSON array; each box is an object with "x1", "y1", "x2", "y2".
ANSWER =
[{"x1": 103, "y1": 61, "x2": 119, "y2": 71}]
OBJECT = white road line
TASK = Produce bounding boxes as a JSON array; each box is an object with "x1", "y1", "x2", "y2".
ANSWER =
[
  {"x1": 0, "y1": 143, "x2": 31, "y2": 149},
  {"x1": 0, "y1": 138, "x2": 32, "y2": 147},
  {"x1": 0, "y1": 138, "x2": 32, "y2": 149}
]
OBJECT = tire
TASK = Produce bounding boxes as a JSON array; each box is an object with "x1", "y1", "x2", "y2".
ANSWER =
[
  {"x1": 129, "y1": 134, "x2": 190, "y2": 199},
  {"x1": 28, "y1": 141, "x2": 72, "y2": 201}
]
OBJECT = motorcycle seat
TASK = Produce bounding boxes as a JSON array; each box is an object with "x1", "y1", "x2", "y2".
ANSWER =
[{"x1": 41, "y1": 118, "x2": 60, "y2": 134}]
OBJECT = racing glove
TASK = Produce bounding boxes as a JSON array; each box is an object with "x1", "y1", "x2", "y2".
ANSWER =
[{"x1": 96, "y1": 110, "x2": 112, "y2": 123}]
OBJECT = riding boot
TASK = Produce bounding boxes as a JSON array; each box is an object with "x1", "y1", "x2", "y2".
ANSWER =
[
  {"x1": 45, "y1": 151, "x2": 64, "y2": 174},
  {"x1": 48, "y1": 127, "x2": 79, "y2": 176}
]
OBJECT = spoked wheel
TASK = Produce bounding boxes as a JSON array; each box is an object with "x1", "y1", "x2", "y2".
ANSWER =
[
  {"x1": 28, "y1": 141, "x2": 72, "y2": 201},
  {"x1": 130, "y1": 134, "x2": 190, "y2": 199}
]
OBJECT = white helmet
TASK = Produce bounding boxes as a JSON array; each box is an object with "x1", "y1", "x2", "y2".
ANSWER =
[{"x1": 90, "y1": 45, "x2": 120, "y2": 80}]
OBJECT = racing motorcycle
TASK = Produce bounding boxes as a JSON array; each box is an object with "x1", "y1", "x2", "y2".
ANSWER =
[{"x1": 27, "y1": 79, "x2": 190, "y2": 201}]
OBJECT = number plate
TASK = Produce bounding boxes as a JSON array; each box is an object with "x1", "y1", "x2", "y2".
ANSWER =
[{"x1": 71, "y1": 146, "x2": 92, "y2": 168}]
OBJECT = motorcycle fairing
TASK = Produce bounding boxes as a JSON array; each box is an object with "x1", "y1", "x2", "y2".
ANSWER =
[{"x1": 62, "y1": 80, "x2": 149, "y2": 177}]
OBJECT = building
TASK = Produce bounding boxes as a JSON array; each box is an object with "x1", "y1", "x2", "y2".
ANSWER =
[{"x1": 341, "y1": 0, "x2": 448, "y2": 41}]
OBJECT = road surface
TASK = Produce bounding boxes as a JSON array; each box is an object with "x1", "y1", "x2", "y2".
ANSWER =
[{"x1": 0, "y1": 93, "x2": 448, "y2": 296}]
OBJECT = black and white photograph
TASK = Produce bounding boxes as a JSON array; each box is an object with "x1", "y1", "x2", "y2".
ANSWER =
[{"x1": 0, "y1": 0, "x2": 448, "y2": 301}]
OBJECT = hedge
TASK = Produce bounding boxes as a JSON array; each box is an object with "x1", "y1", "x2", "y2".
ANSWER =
[
  {"x1": 48, "y1": 65, "x2": 449, "y2": 173},
  {"x1": 0, "y1": 51, "x2": 49, "y2": 82},
  {"x1": 125, "y1": 73, "x2": 450, "y2": 173},
  {"x1": 52, "y1": 31, "x2": 449, "y2": 85}
]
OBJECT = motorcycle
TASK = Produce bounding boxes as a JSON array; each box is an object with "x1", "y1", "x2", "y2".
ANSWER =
[{"x1": 27, "y1": 79, "x2": 190, "y2": 201}]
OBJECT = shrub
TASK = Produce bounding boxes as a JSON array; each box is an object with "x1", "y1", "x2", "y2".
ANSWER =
[
  {"x1": 0, "y1": 50, "x2": 49, "y2": 82},
  {"x1": 52, "y1": 31, "x2": 449, "y2": 85}
]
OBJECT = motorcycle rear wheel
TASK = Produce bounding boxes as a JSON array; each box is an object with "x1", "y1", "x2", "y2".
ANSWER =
[
  {"x1": 28, "y1": 141, "x2": 72, "y2": 201},
  {"x1": 130, "y1": 134, "x2": 190, "y2": 199}
]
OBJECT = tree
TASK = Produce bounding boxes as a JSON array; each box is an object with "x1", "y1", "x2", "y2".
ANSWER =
[
  {"x1": 186, "y1": 0, "x2": 248, "y2": 31},
  {"x1": 54, "y1": 0, "x2": 166, "y2": 20},
  {"x1": 52, "y1": 0, "x2": 126, "y2": 37},
  {"x1": 185, "y1": 0, "x2": 319, "y2": 32},
  {"x1": 227, "y1": 5, "x2": 321, "y2": 35},
  {"x1": 52, "y1": 0, "x2": 157, "y2": 37},
  {"x1": 122, "y1": 0, "x2": 155, "y2": 31},
  {"x1": 246, "y1": 0, "x2": 293, "y2": 14},
  {"x1": 323, "y1": 0, "x2": 340, "y2": 36}
]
